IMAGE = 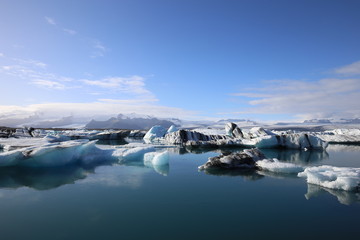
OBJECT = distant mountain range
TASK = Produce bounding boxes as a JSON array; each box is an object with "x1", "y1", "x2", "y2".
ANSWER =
[
  {"x1": 302, "y1": 118, "x2": 360, "y2": 124},
  {"x1": 85, "y1": 114, "x2": 176, "y2": 130}
]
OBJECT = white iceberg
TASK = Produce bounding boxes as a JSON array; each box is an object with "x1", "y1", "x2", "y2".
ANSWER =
[
  {"x1": 256, "y1": 158, "x2": 305, "y2": 174},
  {"x1": 112, "y1": 146, "x2": 155, "y2": 161},
  {"x1": 143, "y1": 125, "x2": 167, "y2": 142},
  {"x1": 144, "y1": 151, "x2": 169, "y2": 166},
  {"x1": 167, "y1": 125, "x2": 179, "y2": 134},
  {"x1": 298, "y1": 165, "x2": 360, "y2": 191},
  {"x1": 316, "y1": 128, "x2": 360, "y2": 143}
]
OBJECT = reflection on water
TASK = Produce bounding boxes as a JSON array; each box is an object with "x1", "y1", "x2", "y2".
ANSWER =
[
  {"x1": 95, "y1": 139, "x2": 128, "y2": 145},
  {"x1": 261, "y1": 149, "x2": 328, "y2": 164},
  {"x1": 201, "y1": 168, "x2": 264, "y2": 181},
  {"x1": 327, "y1": 144, "x2": 360, "y2": 152},
  {"x1": 0, "y1": 166, "x2": 91, "y2": 190},
  {"x1": 305, "y1": 184, "x2": 360, "y2": 205}
]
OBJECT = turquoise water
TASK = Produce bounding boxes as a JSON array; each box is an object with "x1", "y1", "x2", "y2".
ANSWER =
[{"x1": 0, "y1": 144, "x2": 359, "y2": 240}]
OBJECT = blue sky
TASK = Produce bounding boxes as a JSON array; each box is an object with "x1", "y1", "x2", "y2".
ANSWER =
[{"x1": 1, "y1": 0, "x2": 360, "y2": 123}]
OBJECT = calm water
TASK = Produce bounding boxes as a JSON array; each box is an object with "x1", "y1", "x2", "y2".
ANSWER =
[{"x1": 0, "y1": 144, "x2": 359, "y2": 240}]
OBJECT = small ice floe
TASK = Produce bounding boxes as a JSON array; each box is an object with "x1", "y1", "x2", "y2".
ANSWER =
[
  {"x1": 298, "y1": 166, "x2": 360, "y2": 191},
  {"x1": 112, "y1": 146, "x2": 155, "y2": 161},
  {"x1": 256, "y1": 159, "x2": 305, "y2": 174},
  {"x1": 112, "y1": 146, "x2": 170, "y2": 175}
]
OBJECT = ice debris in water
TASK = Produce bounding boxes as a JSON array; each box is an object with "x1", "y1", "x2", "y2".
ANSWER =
[
  {"x1": 298, "y1": 166, "x2": 360, "y2": 191},
  {"x1": 256, "y1": 159, "x2": 305, "y2": 174}
]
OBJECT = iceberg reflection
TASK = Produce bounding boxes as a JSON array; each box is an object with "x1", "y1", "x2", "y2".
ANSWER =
[
  {"x1": 304, "y1": 184, "x2": 360, "y2": 205},
  {"x1": 0, "y1": 165, "x2": 91, "y2": 190}
]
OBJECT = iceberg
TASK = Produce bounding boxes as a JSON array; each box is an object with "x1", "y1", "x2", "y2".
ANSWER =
[
  {"x1": 144, "y1": 151, "x2": 169, "y2": 166},
  {"x1": 316, "y1": 128, "x2": 360, "y2": 144},
  {"x1": 143, "y1": 125, "x2": 167, "y2": 142},
  {"x1": 113, "y1": 146, "x2": 155, "y2": 162},
  {"x1": 298, "y1": 165, "x2": 360, "y2": 191},
  {"x1": 162, "y1": 123, "x2": 328, "y2": 150},
  {"x1": 198, "y1": 148, "x2": 265, "y2": 170},
  {"x1": 256, "y1": 159, "x2": 305, "y2": 174},
  {"x1": 166, "y1": 125, "x2": 179, "y2": 134},
  {"x1": 0, "y1": 140, "x2": 113, "y2": 167}
]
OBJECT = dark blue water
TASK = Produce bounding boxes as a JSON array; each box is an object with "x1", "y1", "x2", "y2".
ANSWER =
[{"x1": 0, "y1": 144, "x2": 359, "y2": 240}]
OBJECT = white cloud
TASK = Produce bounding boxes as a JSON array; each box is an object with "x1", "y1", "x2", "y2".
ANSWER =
[
  {"x1": 82, "y1": 76, "x2": 155, "y2": 98},
  {"x1": 0, "y1": 53, "x2": 4, "y2": 57},
  {"x1": 0, "y1": 62, "x2": 72, "y2": 90},
  {"x1": 31, "y1": 79, "x2": 65, "y2": 90},
  {"x1": 63, "y1": 28, "x2": 77, "y2": 35},
  {"x1": 334, "y1": 61, "x2": 360, "y2": 76},
  {"x1": 91, "y1": 40, "x2": 107, "y2": 58},
  {"x1": 233, "y1": 78, "x2": 360, "y2": 120},
  {"x1": 0, "y1": 101, "x2": 196, "y2": 123},
  {"x1": 13, "y1": 58, "x2": 47, "y2": 68},
  {"x1": 45, "y1": 16, "x2": 56, "y2": 25}
]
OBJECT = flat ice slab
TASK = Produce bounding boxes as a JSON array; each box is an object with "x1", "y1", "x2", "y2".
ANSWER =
[{"x1": 298, "y1": 165, "x2": 360, "y2": 191}]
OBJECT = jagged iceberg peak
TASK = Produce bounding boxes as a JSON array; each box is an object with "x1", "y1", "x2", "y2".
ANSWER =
[
  {"x1": 143, "y1": 125, "x2": 168, "y2": 141},
  {"x1": 167, "y1": 125, "x2": 178, "y2": 134},
  {"x1": 225, "y1": 122, "x2": 244, "y2": 138}
]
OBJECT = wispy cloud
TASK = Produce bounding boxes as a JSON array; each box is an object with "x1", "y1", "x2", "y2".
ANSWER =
[
  {"x1": 91, "y1": 40, "x2": 107, "y2": 58},
  {"x1": 31, "y1": 79, "x2": 66, "y2": 90},
  {"x1": 334, "y1": 61, "x2": 360, "y2": 76},
  {"x1": 63, "y1": 28, "x2": 77, "y2": 35},
  {"x1": 0, "y1": 57, "x2": 72, "y2": 90},
  {"x1": 82, "y1": 75, "x2": 154, "y2": 97},
  {"x1": 0, "y1": 101, "x2": 196, "y2": 124},
  {"x1": 12, "y1": 58, "x2": 47, "y2": 68},
  {"x1": 232, "y1": 78, "x2": 360, "y2": 120},
  {"x1": 0, "y1": 53, "x2": 4, "y2": 57},
  {"x1": 45, "y1": 16, "x2": 56, "y2": 25}
]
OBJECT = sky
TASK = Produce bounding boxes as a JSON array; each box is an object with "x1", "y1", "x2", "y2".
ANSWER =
[{"x1": 1, "y1": 0, "x2": 360, "y2": 125}]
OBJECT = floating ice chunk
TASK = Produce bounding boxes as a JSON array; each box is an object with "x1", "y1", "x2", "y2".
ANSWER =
[
  {"x1": 113, "y1": 146, "x2": 155, "y2": 161},
  {"x1": 144, "y1": 151, "x2": 169, "y2": 166},
  {"x1": 0, "y1": 140, "x2": 111, "y2": 167},
  {"x1": 167, "y1": 125, "x2": 178, "y2": 134},
  {"x1": 143, "y1": 125, "x2": 167, "y2": 141},
  {"x1": 256, "y1": 159, "x2": 305, "y2": 174},
  {"x1": 298, "y1": 166, "x2": 360, "y2": 191}
]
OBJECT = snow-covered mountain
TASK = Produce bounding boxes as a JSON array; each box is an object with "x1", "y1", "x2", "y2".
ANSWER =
[{"x1": 85, "y1": 114, "x2": 176, "y2": 130}]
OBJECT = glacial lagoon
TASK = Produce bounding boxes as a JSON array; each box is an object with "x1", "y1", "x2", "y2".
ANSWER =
[{"x1": 0, "y1": 143, "x2": 359, "y2": 240}]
